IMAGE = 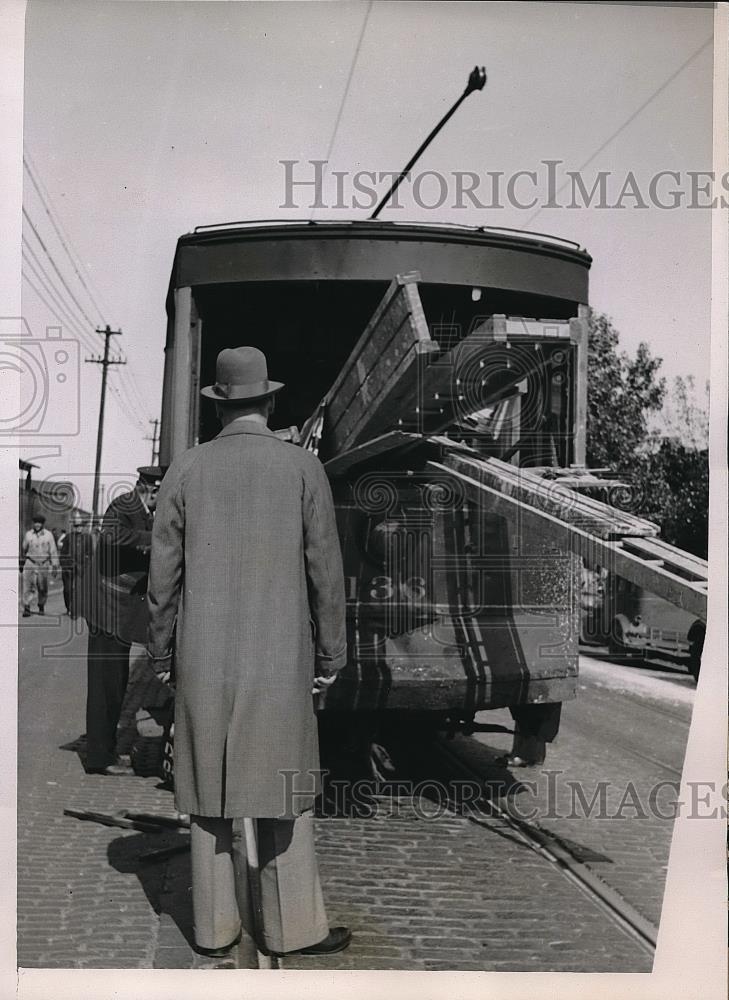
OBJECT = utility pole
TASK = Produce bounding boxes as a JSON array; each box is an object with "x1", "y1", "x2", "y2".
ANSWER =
[
  {"x1": 146, "y1": 418, "x2": 160, "y2": 465},
  {"x1": 86, "y1": 326, "x2": 125, "y2": 518}
]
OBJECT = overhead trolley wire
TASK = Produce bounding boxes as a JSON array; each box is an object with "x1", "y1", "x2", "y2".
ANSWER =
[
  {"x1": 310, "y1": 0, "x2": 373, "y2": 221},
  {"x1": 521, "y1": 34, "x2": 712, "y2": 230}
]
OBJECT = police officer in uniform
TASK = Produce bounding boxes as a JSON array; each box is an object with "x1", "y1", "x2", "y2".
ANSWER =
[{"x1": 85, "y1": 466, "x2": 166, "y2": 775}]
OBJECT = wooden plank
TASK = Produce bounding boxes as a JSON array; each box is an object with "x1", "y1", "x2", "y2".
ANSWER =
[
  {"x1": 324, "y1": 273, "x2": 439, "y2": 454},
  {"x1": 327, "y1": 271, "x2": 431, "y2": 417},
  {"x1": 327, "y1": 305, "x2": 412, "y2": 436},
  {"x1": 483, "y1": 457, "x2": 660, "y2": 536},
  {"x1": 445, "y1": 451, "x2": 659, "y2": 541},
  {"x1": 324, "y1": 431, "x2": 423, "y2": 477},
  {"x1": 482, "y1": 457, "x2": 660, "y2": 533},
  {"x1": 429, "y1": 460, "x2": 707, "y2": 620},
  {"x1": 337, "y1": 341, "x2": 435, "y2": 451},
  {"x1": 333, "y1": 325, "x2": 427, "y2": 444},
  {"x1": 617, "y1": 536, "x2": 708, "y2": 582}
]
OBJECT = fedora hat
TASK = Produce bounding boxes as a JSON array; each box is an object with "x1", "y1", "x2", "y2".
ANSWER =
[{"x1": 201, "y1": 346, "x2": 284, "y2": 402}]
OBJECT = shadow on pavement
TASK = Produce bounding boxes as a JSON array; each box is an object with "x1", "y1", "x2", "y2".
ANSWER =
[{"x1": 107, "y1": 831, "x2": 195, "y2": 951}]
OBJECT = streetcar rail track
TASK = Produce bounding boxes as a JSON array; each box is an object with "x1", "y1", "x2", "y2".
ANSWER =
[
  {"x1": 430, "y1": 738, "x2": 659, "y2": 956},
  {"x1": 608, "y1": 688, "x2": 692, "y2": 726}
]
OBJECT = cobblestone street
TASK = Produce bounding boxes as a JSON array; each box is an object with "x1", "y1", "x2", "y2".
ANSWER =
[{"x1": 18, "y1": 586, "x2": 695, "y2": 972}]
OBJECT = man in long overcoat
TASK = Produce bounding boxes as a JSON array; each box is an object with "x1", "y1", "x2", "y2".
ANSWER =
[
  {"x1": 85, "y1": 466, "x2": 166, "y2": 774},
  {"x1": 147, "y1": 346, "x2": 350, "y2": 959}
]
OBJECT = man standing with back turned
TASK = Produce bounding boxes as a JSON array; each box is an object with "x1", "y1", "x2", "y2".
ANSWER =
[{"x1": 147, "y1": 346, "x2": 350, "y2": 959}]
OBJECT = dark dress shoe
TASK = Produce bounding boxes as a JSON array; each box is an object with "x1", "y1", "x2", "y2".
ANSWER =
[
  {"x1": 87, "y1": 762, "x2": 135, "y2": 776},
  {"x1": 503, "y1": 753, "x2": 544, "y2": 768},
  {"x1": 195, "y1": 931, "x2": 241, "y2": 958},
  {"x1": 281, "y1": 926, "x2": 352, "y2": 956},
  {"x1": 22, "y1": 607, "x2": 31, "y2": 618}
]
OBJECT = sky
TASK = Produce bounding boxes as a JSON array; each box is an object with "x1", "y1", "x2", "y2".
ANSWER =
[{"x1": 18, "y1": 0, "x2": 715, "y2": 509}]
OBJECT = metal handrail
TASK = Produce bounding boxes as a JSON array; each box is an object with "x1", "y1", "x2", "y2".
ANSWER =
[{"x1": 190, "y1": 218, "x2": 585, "y2": 252}]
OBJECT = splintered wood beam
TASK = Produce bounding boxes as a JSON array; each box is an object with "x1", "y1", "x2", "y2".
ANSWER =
[
  {"x1": 325, "y1": 272, "x2": 439, "y2": 454},
  {"x1": 324, "y1": 430, "x2": 424, "y2": 477},
  {"x1": 455, "y1": 454, "x2": 660, "y2": 539},
  {"x1": 427, "y1": 460, "x2": 707, "y2": 620},
  {"x1": 444, "y1": 451, "x2": 658, "y2": 541}
]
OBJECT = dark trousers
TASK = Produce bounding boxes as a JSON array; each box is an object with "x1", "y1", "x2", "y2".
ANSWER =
[
  {"x1": 509, "y1": 702, "x2": 562, "y2": 764},
  {"x1": 61, "y1": 571, "x2": 72, "y2": 613},
  {"x1": 86, "y1": 629, "x2": 131, "y2": 769}
]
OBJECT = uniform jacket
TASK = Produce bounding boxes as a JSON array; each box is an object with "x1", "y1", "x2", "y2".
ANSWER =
[
  {"x1": 87, "y1": 490, "x2": 153, "y2": 644},
  {"x1": 147, "y1": 420, "x2": 347, "y2": 819},
  {"x1": 60, "y1": 530, "x2": 95, "y2": 620}
]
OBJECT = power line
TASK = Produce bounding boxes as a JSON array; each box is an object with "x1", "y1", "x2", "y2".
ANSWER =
[
  {"x1": 22, "y1": 207, "x2": 98, "y2": 330},
  {"x1": 23, "y1": 273, "x2": 149, "y2": 437},
  {"x1": 23, "y1": 151, "x2": 157, "y2": 433},
  {"x1": 22, "y1": 213, "x2": 153, "y2": 422},
  {"x1": 111, "y1": 348, "x2": 155, "y2": 421},
  {"x1": 21, "y1": 241, "x2": 98, "y2": 350},
  {"x1": 310, "y1": 0, "x2": 373, "y2": 221},
  {"x1": 22, "y1": 271, "x2": 83, "y2": 339},
  {"x1": 22, "y1": 251, "x2": 92, "y2": 344},
  {"x1": 113, "y1": 372, "x2": 153, "y2": 426},
  {"x1": 22, "y1": 271, "x2": 104, "y2": 372},
  {"x1": 521, "y1": 34, "x2": 713, "y2": 230},
  {"x1": 86, "y1": 326, "x2": 126, "y2": 517},
  {"x1": 23, "y1": 149, "x2": 110, "y2": 325},
  {"x1": 108, "y1": 382, "x2": 148, "y2": 434},
  {"x1": 145, "y1": 418, "x2": 161, "y2": 464}
]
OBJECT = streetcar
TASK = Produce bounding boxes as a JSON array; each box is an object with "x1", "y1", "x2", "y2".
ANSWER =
[{"x1": 159, "y1": 220, "x2": 594, "y2": 761}]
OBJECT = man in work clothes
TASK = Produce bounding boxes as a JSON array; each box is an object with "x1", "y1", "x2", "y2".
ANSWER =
[
  {"x1": 147, "y1": 346, "x2": 351, "y2": 959},
  {"x1": 21, "y1": 514, "x2": 60, "y2": 617},
  {"x1": 85, "y1": 466, "x2": 166, "y2": 776}
]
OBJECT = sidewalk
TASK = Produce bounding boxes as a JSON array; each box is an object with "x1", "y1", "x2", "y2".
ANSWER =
[{"x1": 17, "y1": 587, "x2": 255, "y2": 969}]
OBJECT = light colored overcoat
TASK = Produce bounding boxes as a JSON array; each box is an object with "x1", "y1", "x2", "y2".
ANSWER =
[{"x1": 147, "y1": 420, "x2": 347, "y2": 818}]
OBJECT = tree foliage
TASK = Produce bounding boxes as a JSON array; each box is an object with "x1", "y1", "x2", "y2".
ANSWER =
[
  {"x1": 585, "y1": 310, "x2": 708, "y2": 558},
  {"x1": 585, "y1": 310, "x2": 665, "y2": 469}
]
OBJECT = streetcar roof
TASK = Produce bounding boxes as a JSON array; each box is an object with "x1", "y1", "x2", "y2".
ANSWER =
[{"x1": 167, "y1": 218, "x2": 592, "y2": 307}]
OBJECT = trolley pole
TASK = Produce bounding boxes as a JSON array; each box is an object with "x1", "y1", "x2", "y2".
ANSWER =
[
  {"x1": 146, "y1": 418, "x2": 160, "y2": 465},
  {"x1": 370, "y1": 65, "x2": 487, "y2": 220},
  {"x1": 86, "y1": 325, "x2": 125, "y2": 518}
]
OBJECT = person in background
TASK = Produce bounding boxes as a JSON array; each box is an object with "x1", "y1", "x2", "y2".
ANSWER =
[
  {"x1": 58, "y1": 514, "x2": 93, "y2": 618},
  {"x1": 147, "y1": 346, "x2": 350, "y2": 959},
  {"x1": 85, "y1": 466, "x2": 166, "y2": 776},
  {"x1": 56, "y1": 525, "x2": 70, "y2": 613},
  {"x1": 21, "y1": 514, "x2": 59, "y2": 617}
]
